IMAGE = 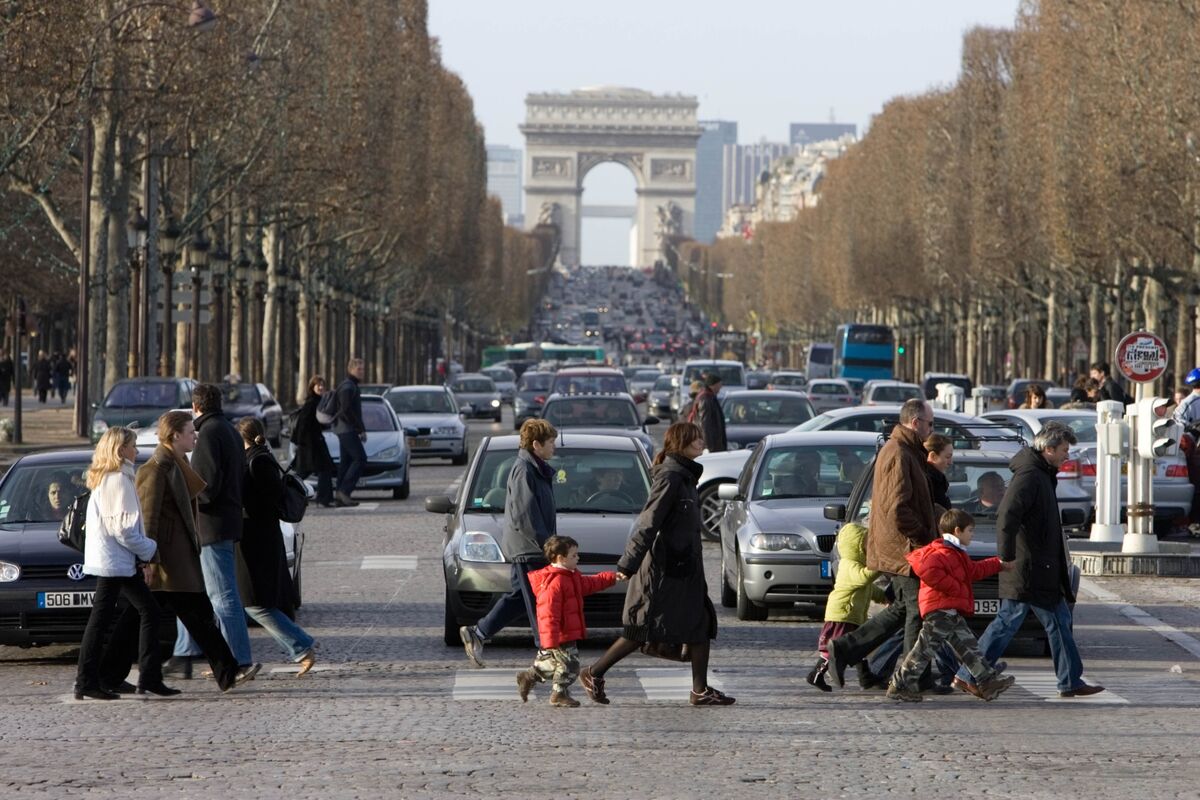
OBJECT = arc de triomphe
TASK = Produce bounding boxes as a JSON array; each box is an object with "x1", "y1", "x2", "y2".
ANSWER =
[{"x1": 521, "y1": 87, "x2": 701, "y2": 267}]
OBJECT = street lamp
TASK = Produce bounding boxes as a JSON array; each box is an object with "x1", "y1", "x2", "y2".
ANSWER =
[
  {"x1": 187, "y1": 231, "x2": 210, "y2": 378},
  {"x1": 209, "y1": 245, "x2": 230, "y2": 380},
  {"x1": 126, "y1": 206, "x2": 149, "y2": 377},
  {"x1": 158, "y1": 216, "x2": 182, "y2": 376}
]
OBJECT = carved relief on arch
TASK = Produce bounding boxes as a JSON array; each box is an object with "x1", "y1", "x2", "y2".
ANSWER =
[
  {"x1": 651, "y1": 158, "x2": 692, "y2": 182},
  {"x1": 577, "y1": 151, "x2": 645, "y2": 182}
]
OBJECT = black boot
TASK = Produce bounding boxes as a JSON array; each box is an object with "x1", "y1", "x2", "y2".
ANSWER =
[
  {"x1": 857, "y1": 661, "x2": 887, "y2": 690},
  {"x1": 162, "y1": 656, "x2": 194, "y2": 680},
  {"x1": 806, "y1": 658, "x2": 832, "y2": 692}
]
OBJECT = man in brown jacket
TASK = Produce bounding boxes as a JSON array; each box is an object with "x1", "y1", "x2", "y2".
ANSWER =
[{"x1": 826, "y1": 398, "x2": 938, "y2": 688}]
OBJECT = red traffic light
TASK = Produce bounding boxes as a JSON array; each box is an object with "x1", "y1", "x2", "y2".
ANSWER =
[{"x1": 710, "y1": 321, "x2": 717, "y2": 329}]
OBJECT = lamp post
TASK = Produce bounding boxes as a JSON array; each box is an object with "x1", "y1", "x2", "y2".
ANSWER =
[
  {"x1": 251, "y1": 257, "x2": 268, "y2": 381},
  {"x1": 158, "y1": 217, "x2": 181, "y2": 376},
  {"x1": 187, "y1": 231, "x2": 210, "y2": 378},
  {"x1": 126, "y1": 206, "x2": 148, "y2": 377},
  {"x1": 232, "y1": 250, "x2": 249, "y2": 378},
  {"x1": 208, "y1": 245, "x2": 230, "y2": 381}
]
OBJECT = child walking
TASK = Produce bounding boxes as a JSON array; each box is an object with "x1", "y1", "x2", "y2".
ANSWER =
[
  {"x1": 887, "y1": 509, "x2": 1016, "y2": 702},
  {"x1": 518, "y1": 535, "x2": 622, "y2": 707},
  {"x1": 807, "y1": 521, "x2": 889, "y2": 691}
]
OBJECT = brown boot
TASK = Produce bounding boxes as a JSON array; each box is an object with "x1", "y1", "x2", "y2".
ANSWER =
[
  {"x1": 516, "y1": 669, "x2": 540, "y2": 703},
  {"x1": 976, "y1": 673, "x2": 1016, "y2": 701},
  {"x1": 550, "y1": 689, "x2": 580, "y2": 707}
]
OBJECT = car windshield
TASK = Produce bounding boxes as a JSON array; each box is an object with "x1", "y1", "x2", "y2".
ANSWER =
[
  {"x1": 652, "y1": 375, "x2": 676, "y2": 391},
  {"x1": 683, "y1": 364, "x2": 745, "y2": 386},
  {"x1": 518, "y1": 373, "x2": 553, "y2": 392},
  {"x1": 632, "y1": 370, "x2": 661, "y2": 382},
  {"x1": 0, "y1": 462, "x2": 89, "y2": 524},
  {"x1": 453, "y1": 379, "x2": 495, "y2": 393},
  {"x1": 754, "y1": 444, "x2": 875, "y2": 500},
  {"x1": 362, "y1": 402, "x2": 398, "y2": 432},
  {"x1": 772, "y1": 374, "x2": 806, "y2": 386},
  {"x1": 724, "y1": 395, "x2": 814, "y2": 426},
  {"x1": 482, "y1": 368, "x2": 515, "y2": 383},
  {"x1": 809, "y1": 383, "x2": 847, "y2": 395},
  {"x1": 551, "y1": 374, "x2": 627, "y2": 394},
  {"x1": 870, "y1": 385, "x2": 922, "y2": 403},
  {"x1": 542, "y1": 398, "x2": 640, "y2": 428},
  {"x1": 465, "y1": 447, "x2": 650, "y2": 514},
  {"x1": 221, "y1": 383, "x2": 260, "y2": 406},
  {"x1": 387, "y1": 391, "x2": 454, "y2": 414},
  {"x1": 103, "y1": 382, "x2": 178, "y2": 408}
]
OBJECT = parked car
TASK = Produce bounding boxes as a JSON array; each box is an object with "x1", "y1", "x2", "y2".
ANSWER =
[
  {"x1": 449, "y1": 374, "x2": 503, "y2": 422},
  {"x1": 647, "y1": 374, "x2": 681, "y2": 420},
  {"x1": 0, "y1": 448, "x2": 306, "y2": 647},
  {"x1": 539, "y1": 393, "x2": 658, "y2": 458},
  {"x1": 322, "y1": 395, "x2": 413, "y2": 499},
  {"x1": 513, "y1": 371, "x2": 554, "y2": 429},
  {"x1": 721, "y1": 390, "x2": 817, "y2": 450},
  {"x1": 218, "y1": 382, "x2": 285, "y2": 447},
  {"x1": 550, "y1": 367, "x2": 629, "y2": 397},
  {"x1": 427, "y1": 433, "x2": 652, "y2": 645},
  {"x1": 717, "y1": 431, "x2": 879, "y2": 620},
  {"x1": 766, "y1": 371, "x2": 807, "y2": 391},
  {"x1": 384, "y1": 385, "x2": 468, "y2": 465},
  {"x1": 861, "y1": 380, "x2": 924, "y2": 406},
  {"x1": 90, "y1": 377, "x2": 196, "y2": 443},
  {"x1": 793, "y1": 405, "x2": 1020, "y2": 452},
  {"x1": 627, "y1": 368, "x2": 662, "y2": 403},
  {"x1": 1005, "y1": 378, "x2": 1058, "y2": 409},
  {"x1": 480, "y1": 367, "x2": 517, "y2": 406},
  {"x1": 805, "y1": 379, "x2": 857, "y2": 413},
  {"x1": 922, "y1": 372, "x2": 974, "y2": 401}
]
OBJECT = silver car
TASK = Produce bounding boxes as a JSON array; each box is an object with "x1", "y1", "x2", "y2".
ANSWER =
[
  {"x1": 793, "y1": 405, "x2": 1021, "y2": 453},
  {"x1": 539, "y1": 392, "x2": 658, "y2": 458},
  {"x1": 427, "y1": 433, "x2": 652, "y2": 646},
  {"x1": 805, "y1": 379, "x2": 857, "y2": 412},
  {"x1": 450, "y1": 374, "x2": 503, "y2": 422},
  {"x1": 647, "y1": 374, "x2": 680, "y2": 420},
  {"x1": 481, "y1": 367, "x2": 517, "y2": 406},
  {"x1": 717, "y1": 432, "x2": 879, "y2": 620},
  {"x1": 323, "y1": 396, "x2": 412, "y2": 499},
  {"x1": 384, "y1": 385, "x2": 468, "y2": 466},
  {"x1": 861, "y1": 380, "x2": 924, "y2": 405}
]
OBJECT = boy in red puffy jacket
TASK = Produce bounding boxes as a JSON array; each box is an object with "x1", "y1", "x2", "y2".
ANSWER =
[
  {"x1": 518, "y1": 535, "x2": 622, "y2": 707},
  {"x1": 887, "y1": 509, "x2": 1016, "y2": 703}
]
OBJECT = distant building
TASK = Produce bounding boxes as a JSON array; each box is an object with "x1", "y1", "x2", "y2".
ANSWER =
[
  {"x1": 694, "y1": 120, "x2": 738, "y2": 243},
  {"x1": 723, "y1": 141, "x2": 794, "y2": 209},
  {"x1": 486, "y1": 144, "x2": 523, "y2": 225},
  {"x1": 789, "y1": 122, "x2": 857, "y2": 148}
]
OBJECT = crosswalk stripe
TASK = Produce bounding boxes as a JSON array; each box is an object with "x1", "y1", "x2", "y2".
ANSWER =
[
  {"x1": 338, "y1": 502, "x2": 380, "y2": 511},
  {"x1": 635, "y1": 667, "x2": 725, "y2": 701},
  {"x1": 360, "y1": 555, "x2": 418, "y2": 570},
  {"x1": 452, "y1": 668, "x2": 522, "y2": 700},
  {"x1": 1008, "y1": 670, "x2": 1128, "y2": 704}
]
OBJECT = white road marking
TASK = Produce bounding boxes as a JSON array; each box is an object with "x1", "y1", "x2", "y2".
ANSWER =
[
  {"x1": 268, "y1": 664, "x2": 345, "y2": 675},
  {"x1": 635, "y1": 667, "x2": 725, "y2": 701},
  {"x1": 361, "y1": 555, "x2": 418, "y2": 570},
  {"x1": 336, "y1": 502, "x2": 380, "y2": 511},
  {"x1": 1079, "y1": 577, "x2": 1200, "y2": 661},
  {"x1": 452, "y1": 668, "x2": 525, "y2": 700},
  {"x1": 1007, "y1": 669, "x2": 1128, "y2": 704}
]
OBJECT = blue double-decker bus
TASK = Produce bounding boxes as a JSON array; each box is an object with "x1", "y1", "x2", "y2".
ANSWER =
[{"x1": 833, "y1": 324, "x2": 895, "y2": 381}]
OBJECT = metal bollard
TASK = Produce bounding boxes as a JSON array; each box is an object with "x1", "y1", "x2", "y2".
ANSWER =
[{"x1": 1090, "y1": 400, "x2": 1125, "y2": 543}]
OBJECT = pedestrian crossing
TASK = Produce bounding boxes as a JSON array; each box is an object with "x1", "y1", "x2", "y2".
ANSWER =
[
  {"x1": 450, "y1": 667, "x2": 727, "y2": 702},
  {"x1": 1005, "y1": 669, "x2": 1128, "y2": 704},
  {"x1": 360, "y1": 555, "x2": 419, "y2": 570}
]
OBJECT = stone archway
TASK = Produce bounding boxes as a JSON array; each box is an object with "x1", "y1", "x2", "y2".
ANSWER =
[{"x1": 521, "y1": 87, "x2": 700, "y2": 267}]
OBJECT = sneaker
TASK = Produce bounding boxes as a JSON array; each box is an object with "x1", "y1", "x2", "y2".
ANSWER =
[
  {"x1": 234, "y1": 663, "x2": 262, "y2": 686},
  {"x1": 1059, "y1": 683, "x2": 1105, "y2": 698},
  {"x1": 977, "y1": 673, "x2": 1016, "y2": 701},
  {"x1": 516, "y1": 669, "x2": 540, "y2": 702},
  {"x1": 579, "y1": 666, "x2": 609, "y2": 704},
  {"x1": 459, "y1": 626, "x2": 486, "y2": 668},
  {"x1": 689, "y1": 686, "x2": 736, "y2": 706},
  {"x1": 885, "y1": 684, "x2": 923, "y2": 703},
  {"x1": 550, "y1": 689, "x2": 580, "y2": 708}
]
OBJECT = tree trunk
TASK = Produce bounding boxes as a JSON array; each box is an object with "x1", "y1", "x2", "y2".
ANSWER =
[
  {"x1": 1043, "y1": 282, "x2": 1057, "y2": 382},
  {"x1": 261, "y1": 222, "x2": 281, "y2": 392}
]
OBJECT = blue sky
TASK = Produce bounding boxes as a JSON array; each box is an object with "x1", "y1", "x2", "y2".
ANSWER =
[{"x1": 430, "y1": 1, "x2": 1023, "y2": 264}]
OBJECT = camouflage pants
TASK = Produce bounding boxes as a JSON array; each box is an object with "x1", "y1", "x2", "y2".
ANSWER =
[
  {"x1": 891, "y1": 610, "x2": 997, "y2": 692},
  {"x1": 532, "y1": 642, "x2": 580, "y2": 692}
]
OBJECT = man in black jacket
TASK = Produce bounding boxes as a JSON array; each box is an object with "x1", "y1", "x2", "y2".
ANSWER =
[
  {"x1": 689, "y1": 373, "x2": 727, "y2": 452},
  {"x1": 953, "y1": 421, "x2": 1103, "y2": 699},
  {"x1": 332, "y1": 358, "x2": 367, "y2": 507},
  {"x1": 458, "y1": 418, "x2": 558, "y2": 667},
  {"x1": 166, "y1": 384, "x2": 261, "y2": 683},
  {"x1": 1090, "y1": 361, "x2": 1130, "y2": 405}
]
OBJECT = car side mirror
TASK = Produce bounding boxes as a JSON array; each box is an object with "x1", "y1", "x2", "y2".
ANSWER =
[
  {"x1": 824, "y1": 503, "x2": 846, "y2": 522},
  {"x1": 425, "y1": 495, "x2": 457, "y2": 515},
  {"x1": 717, "y1": 483, "x2": 742, "y2": 502},
  {"x1": 643, "y1": 415, "x2": 660, "y2": 425},
  {"x1": 1060, "y1": 507, "x2": 1086, "y2": 527},
  {"x1": 403, "y1": 427, "x2": 419, "y2": 437},
  {"x1": 459, "y1": 404, "x2": 471, "y2": 414}
]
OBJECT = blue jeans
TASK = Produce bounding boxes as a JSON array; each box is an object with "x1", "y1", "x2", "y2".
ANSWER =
[
  {"x1": 956, "y1": 598, "x2": 1083, "y2": 692},
  {"x1": 337, "y1": 432, "x2": 367, "y2": 496},
  {"x1": 245, "y1": 605, "x2": 314, "y2": 660},
  {"x1": 174, "y1": 541, "x2": 254, "y2": 665},
  {"x1": 475, "y1": 560, "x2": 542, "y2": 647}
]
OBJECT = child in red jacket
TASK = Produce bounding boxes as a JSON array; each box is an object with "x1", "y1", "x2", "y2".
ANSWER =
[
  {"x1": 887, "y1": 509, "x2": 1016, "y2": 703},
  {"x1": 518, "y1": 535, "x2": 623, "y2": 707}
]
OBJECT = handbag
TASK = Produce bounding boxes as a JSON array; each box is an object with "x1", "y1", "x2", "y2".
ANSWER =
[
  {"x1": 57, "y1": 490, "x2": 90, "y2": 552},
  {"x1": 638, "y1": 641, "x2": 692, "y2": 663},
  {"x1": 254, "y1": 453, "x2": 308, "y2": 523}
]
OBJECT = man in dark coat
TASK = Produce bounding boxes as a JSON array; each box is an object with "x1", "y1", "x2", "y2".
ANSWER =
[
  {"x1": 458, "y1": 418, "x2": 558, "y2": 667},
  {"x1": 33, "y1": 350, "x2": 51, "y2": 403},
  {"x1": 293, "y1": 375, "x2": 336, "y2": 508},
  {"x1": 827, "y1": 398, "x2": 938, "y2": 689},
  {"x1": 332, "y1": 358, "x2": 366, "y2": 507},
  {"x1": 167, "y1": 384, "x2": 259, "y2": 681},
  {"x1": 0, "y1": 351, "x2": 13, "y2": 406},
  {"x1": 689, "y1": 373, "x2": 727, "y2": 452},
  {"x1": 1090, "y1": 361, "x2": 1130, "y2": 405},
  {"x1": 953, "y1": 421, "x2": 1104, "y2": 698}
]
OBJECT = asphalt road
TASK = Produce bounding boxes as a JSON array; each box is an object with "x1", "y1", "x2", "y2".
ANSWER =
[{"x1": 4, "y1": 407, "x2": 1200, "y2": 799}]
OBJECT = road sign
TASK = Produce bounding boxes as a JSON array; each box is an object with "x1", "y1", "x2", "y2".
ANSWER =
[{"x1": 1114, "y1": 331, "x2": 1168, "y2": 383}]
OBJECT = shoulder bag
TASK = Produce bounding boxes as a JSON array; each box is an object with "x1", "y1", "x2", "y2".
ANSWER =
[{"x1": 57, "y1": 490, "x2": 91, "y2": 552}]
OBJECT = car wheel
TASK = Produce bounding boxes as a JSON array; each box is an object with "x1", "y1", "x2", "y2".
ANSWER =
[
  {"x1": 394, "y1": 477, "x2": 411, "y2": 500},
  {"x1": 444, "y1": 589, "x2": 462, "y2": 647},
  {"x1": 452, "y1": 445, "x2": 468, "y2": 467},
  {"x1": 720, "y1": 550, "x2": 736, "y2": 608},
  {"x1": 493, "y1": 412, "x2": 502, "y2": 423},
  {"x1": 699, "y1": 481, "x2": 731, "y2": 542},
  {"x1": 736, "y1": 549, "x2": 768, "y2": 621}
]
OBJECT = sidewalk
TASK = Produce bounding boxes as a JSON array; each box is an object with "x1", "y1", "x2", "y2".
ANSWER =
[{"x1": 0, "y1": 388, "x2": 89, "y2": 465}]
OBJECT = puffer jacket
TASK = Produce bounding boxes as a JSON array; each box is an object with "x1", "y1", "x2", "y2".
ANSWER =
[
  {"x1": 865, "y1": 425, "x2": 938, "y2": 576},
  {"x1": 823, "y1": 522, "x2": 888, "y2": 625},
  {"x1": 83, "y1": 464, "x2": 158, "y2": 578},
  {"x1": 527, "y1": 565, "x2": 618, "y2": 649},
  {"x1": 906, "y1": 537, "x2": 1002, "y2": 617}
]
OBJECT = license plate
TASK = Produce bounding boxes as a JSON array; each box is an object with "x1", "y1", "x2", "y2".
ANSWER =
[
  {"x1": 37, "y1": 591, "x2": 94, "y2": 609},
  {"x1": 407, "y1": 438, "x2": 431, "y2": 449},
  {"x1": 974, "y1": 599, "x2": 999, "y2": 615},
  {"x1": 820, "y1": 560, "x2": 831, "y2": 579}
]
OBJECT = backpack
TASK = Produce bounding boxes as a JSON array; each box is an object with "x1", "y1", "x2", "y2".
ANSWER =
[
  {"x1": 58, "y1": 490, "x2": 91, "y2": 552},
  {"x1": 315, "y1": 387, "x2": 340, "y2": 425},
  {"x1": 254, "y1": 453, "x2": 308, "y2": 523}
]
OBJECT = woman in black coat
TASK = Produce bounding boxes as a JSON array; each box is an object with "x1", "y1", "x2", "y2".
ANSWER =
[
  {"x1": 924, "y1": 432, "x2": 954, "y2": 514},
  {"x1": 292, "y1": 375, "x2": 336, "y2": 508},
  {"x1": 235, "y1": 417, "x2": 317, "y2": 676},
  {"x1": 579, "y1": 421, "x2": 734, "y2": 706}
]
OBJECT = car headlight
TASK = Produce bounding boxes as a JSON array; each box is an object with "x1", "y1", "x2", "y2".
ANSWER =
[
  {"x1": 0, "y1": 560, "x2": 19, "y2": 582},
  {"x1": 749, "y1": 533, "x2": 812, "y2": 552},
  {"x1": 490, "y1": 399, "x2": 501, "y2": 407},
  {"x1": 460, "y1": 531, "x2": 504, "y2": 562},
  {"x1": 91, "y1": 419, "x2": 109, "y2": 436},
  {"x1": 375, "y1": 445, "x2": 402, "y2": 461},
  {"x1": 433, "y1": 426, "x2": 459, "y2": 435}
]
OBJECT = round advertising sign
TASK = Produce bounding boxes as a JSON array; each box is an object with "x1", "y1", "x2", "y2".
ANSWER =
[{"x1": 1114, "y1": 331, "x2": 1169, "y2": 383}]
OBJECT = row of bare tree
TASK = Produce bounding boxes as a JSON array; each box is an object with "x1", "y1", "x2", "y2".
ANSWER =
[
  {"x1": 683, "y1": 0, "x2": 1200, "y2": 388},
  {"x1": 0, "y1": 1, "x2": 549, "y2": 410}
]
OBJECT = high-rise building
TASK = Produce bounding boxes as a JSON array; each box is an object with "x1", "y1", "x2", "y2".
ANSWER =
[
  {"x1": 486, "y1": 144, "x2": 523, "y2": 226},
  {"x1": 723, "y1": 141, "x2": 794, "y2": 208},
  {"x1": 789, "y1": 122, "x2": 857, "y2": 148},
  {"x1": 694, "y1": 120, "x2": 738, "y2": 243}
]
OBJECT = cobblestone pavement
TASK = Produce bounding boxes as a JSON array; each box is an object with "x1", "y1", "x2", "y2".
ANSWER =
[{"x1": 4, "y1": 410, "x2": 1200, "y2": 798}]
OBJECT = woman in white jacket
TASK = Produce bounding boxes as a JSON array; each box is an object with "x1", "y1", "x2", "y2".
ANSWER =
[{"x1": 74, "y1": 427, "x2": 176, "y2": 700}]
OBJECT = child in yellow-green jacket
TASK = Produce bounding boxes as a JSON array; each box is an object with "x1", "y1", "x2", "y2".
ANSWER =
[{"x1": 807, "y1": 522, "x2": 889, "y2": 691}]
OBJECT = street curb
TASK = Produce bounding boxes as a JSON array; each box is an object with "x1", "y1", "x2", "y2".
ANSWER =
[{"x1": 1071, "y1": 551, "x2": 1200, "y2": 577}]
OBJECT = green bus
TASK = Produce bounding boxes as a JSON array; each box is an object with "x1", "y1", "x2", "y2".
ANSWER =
[{"x1": 482, "y1": 343, "x2": 607, "y2": 368}]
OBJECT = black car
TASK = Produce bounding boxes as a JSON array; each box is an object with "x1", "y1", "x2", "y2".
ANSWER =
[
  {"x1": 513, "y1": 370, "x2": 554, "y2": 430},
  {"x1": 721, "y1": 390, "x2": 817, "y2": 450},
  {"x1": 90, "y1": 377, "x2": 196, "y2": 443},
  {"x1": 219, "y1": 383, "x2": 285, "y2": 447}
]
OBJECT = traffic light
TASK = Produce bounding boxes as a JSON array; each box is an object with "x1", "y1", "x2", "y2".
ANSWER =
[
  {"x1": 1136, "y1": 397, "x2": 1179, "y2": 459},
  {"x1": 897, "y1": 344, "x2": 906, "y2": 355},
  {"x1": 710, "y1": 321, "x2": 718, "y2": 329}
]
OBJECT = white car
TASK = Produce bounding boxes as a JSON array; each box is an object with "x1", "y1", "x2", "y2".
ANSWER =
[
  {"x1": 321, "y1": 396, "x2": 413, "y2": 499},
  {"x1": 805, "y1": 379, "x2": 857, "y2": 413},
  {"x1": 861, "y1": 380, "x2": 924, "y2": 405},
  {"x1": 384, "y1": 385, "x2": 468, "y2": 466}
]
